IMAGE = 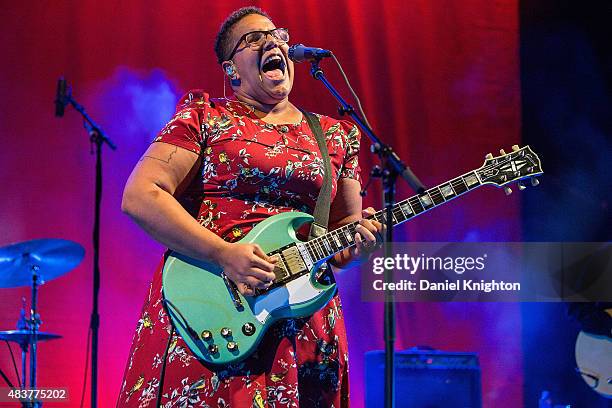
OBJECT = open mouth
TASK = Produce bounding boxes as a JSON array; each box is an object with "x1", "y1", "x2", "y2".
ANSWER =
[{"x1": 260, "y1": 53, "x2": 286, "y2": 81}]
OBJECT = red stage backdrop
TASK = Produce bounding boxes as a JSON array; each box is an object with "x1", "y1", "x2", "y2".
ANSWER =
[{"x1": 0, "y1": 1, "x2": 521, "y2": 406}]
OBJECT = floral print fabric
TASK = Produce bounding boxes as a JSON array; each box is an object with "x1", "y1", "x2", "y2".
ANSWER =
[{"x1": 117, "y1": 91, "x2": 360, "y2": 408}]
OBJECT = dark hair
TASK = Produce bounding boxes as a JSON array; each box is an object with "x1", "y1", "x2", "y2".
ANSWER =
[{"x1": 214, "y1": 7, "x2": 272, "y2": 64}]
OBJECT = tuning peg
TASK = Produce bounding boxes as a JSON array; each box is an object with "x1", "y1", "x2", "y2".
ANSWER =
[
  {"x1": 531, "y1": 178, "x2": 539, "y2": 186},
  {"x1": 485, "y1": 153, "x2": 493, "y2": 159},
  {"x1": 504, "y1": 186, "x2": 512, "y2": 195},
  {"x1": 512, "y1": 145, "x2": 520, "y2": 151},
  {"x1": 499, "y1": 149, "x2": 507, "y2": 155},
  {"x1": 518, "y1": 181, "x2": 526, "y2": 191}
]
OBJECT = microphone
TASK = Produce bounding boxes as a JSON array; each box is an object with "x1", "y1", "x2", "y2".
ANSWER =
[
  {"x1": 55, "y1": 77, "x2": 67, "y2": 117},
  {"x1": 288, "y1": 44, "x2": 332, "y2": 63}
]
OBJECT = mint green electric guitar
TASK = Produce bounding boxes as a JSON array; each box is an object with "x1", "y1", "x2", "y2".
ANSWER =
[{"x1": 162, "y1": 145, "x2": 542, "y2": 365}]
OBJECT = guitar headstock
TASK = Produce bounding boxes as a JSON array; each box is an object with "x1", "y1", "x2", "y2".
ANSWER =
[{"x1": 476, "y1": 145, "x2": 543, "y2": 194}]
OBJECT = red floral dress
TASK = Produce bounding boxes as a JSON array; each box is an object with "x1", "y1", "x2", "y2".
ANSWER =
[{"x1": 117, "y1": 91, "x2": 361, "y2": 408}]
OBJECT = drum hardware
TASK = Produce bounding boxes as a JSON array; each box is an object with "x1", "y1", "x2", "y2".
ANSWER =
[{"x1": 0, "y1": 238, "x2": 84, "y2": 407}]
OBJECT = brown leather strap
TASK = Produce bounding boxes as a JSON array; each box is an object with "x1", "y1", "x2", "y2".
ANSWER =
[{"x1": 300, "y1": 110, "x2": 333, "y2": 240}]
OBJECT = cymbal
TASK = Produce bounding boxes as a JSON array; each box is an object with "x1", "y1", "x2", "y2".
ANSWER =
[
  {"x1": 0, "y1": 330, "x2": 62, "y2": 346},
  {"x1": 0, "y1": 238, "x2": 84, "y2": 288}
]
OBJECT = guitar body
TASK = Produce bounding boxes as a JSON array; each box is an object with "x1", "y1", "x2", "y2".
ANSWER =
[{"x1": 162, "y1": 211, "x2": 336, "y2": 366}]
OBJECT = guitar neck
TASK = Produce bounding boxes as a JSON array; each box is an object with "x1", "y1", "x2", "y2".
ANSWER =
[{"x1": 303, "y1": 170, "x2": 483, "y2": 263}]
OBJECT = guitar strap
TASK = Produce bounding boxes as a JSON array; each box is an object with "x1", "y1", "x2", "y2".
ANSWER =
[{"x1": 300, "y1": 109, "x2": 333, "y2": 240}]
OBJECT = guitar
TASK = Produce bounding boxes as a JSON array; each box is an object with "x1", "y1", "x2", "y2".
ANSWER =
[
  {"x1": 575, "y1": 309, "x2": 612, "y2": 398},
  {"x1": 162, "y1": 145, "x2": 542, "y2": 365}
]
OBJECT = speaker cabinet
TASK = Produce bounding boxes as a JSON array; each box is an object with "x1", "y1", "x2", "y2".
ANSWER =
[{"x1": 365, "y1": 349, "x2": 482, "y2": 408}]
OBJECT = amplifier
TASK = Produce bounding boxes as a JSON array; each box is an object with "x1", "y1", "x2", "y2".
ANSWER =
[{"x1": 365, "y1": 349, "x2": 482, "y2": 408}]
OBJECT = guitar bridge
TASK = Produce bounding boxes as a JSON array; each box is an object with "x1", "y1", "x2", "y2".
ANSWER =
[{"x1": 221, "y1": 272, "x2": 243, "y2": 311}]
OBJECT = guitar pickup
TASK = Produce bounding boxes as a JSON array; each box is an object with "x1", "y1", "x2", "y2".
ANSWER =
[
  {"x1": 269, "y1": 253, "x2": 290, "y2": 281},
  {"x1": 281, "y1": 247, "x2": 307, "y2": 275}
]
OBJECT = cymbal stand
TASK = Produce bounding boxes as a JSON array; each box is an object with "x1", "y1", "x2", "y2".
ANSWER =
[
  {"x1": 17, "y1": 299, "x2": 28, "y2": 393},
  {"x1": 16, "y1": 260, "x2": 43, "y2": 407},
  {"x1": 28, "y1": 264, "x2": 41, "y2": 405}
]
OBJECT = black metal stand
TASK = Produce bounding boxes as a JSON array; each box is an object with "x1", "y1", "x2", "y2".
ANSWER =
[
  {"x1": 21, "y1": 261, "x2": 42, "y2": 407},
  {"x1": 309, "y1": 60, "x2": 425, "y2": 408},
  {"x1": 60, "y1": 89, "x2": 116, "y2": 408},
  {"x1": 29, "y1": 268, "x2": 39, "y2": 395}
]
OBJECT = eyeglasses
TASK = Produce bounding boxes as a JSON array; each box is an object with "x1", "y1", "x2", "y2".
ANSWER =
[{"x1": 226, "y1": 28, "x2": 290, "y2": 61}]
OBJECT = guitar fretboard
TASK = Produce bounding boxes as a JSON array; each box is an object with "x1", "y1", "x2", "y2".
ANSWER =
[{"x1": 303, "y1": 170, "x2": 482, "y2": 263}]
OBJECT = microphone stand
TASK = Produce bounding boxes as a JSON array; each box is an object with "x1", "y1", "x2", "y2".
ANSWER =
[
  {"x1": 308, "y1": 59, "x2": 425, "y2": 408},
  {"x1": 59, "y1": 87, "x2": 116, "y2": 408}
]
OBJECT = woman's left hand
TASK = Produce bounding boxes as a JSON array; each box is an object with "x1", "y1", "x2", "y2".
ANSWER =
[{"x1": 352, "y1": 207, "x2": 384, "y2": 258}]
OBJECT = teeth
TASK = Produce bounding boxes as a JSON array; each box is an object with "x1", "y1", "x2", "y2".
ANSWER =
[{"x1": 263, "y1": 54, "x2": 282, "y2": 65}]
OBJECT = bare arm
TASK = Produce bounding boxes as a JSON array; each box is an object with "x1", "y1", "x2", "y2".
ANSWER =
[
  {"x1": 328, "y1": 178, "x2": 382, "y2": 268},
  {"x1": 121, "y1": 142, "x2": 275, "y2": 294},
  {"x1": 121, "y1": 142, "x2": 228, "y2": 260}
]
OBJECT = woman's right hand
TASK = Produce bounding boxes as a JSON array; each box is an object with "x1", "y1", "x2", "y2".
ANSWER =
[{"x1": 217, "y1": 242, "x2": 277, "y2": 296}]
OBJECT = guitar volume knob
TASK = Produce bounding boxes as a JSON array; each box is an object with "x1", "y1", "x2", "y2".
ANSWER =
[
  {"x1": 208, "y1": 344, "x2": 219, "y2": 354},
  {"x1": 201, "y1": 330, "x2": 212, "y2": 341},
  {"x1": 227, "y1": 341, "x2": 238, "y2": 351},
  {"x1": 220, "y1": 327, "x2": 232, "y2": 338},
  {"x1": 242, "y1": 322, "x2": 256, "y2": 336}
]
